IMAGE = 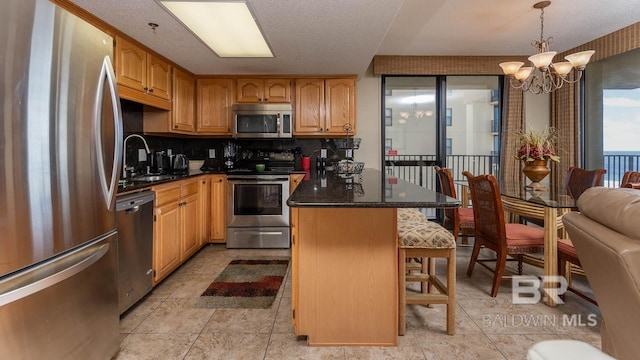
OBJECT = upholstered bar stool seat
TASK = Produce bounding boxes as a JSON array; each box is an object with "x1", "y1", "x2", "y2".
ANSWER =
[
  {"x1": 397, "y1": 208, "x2": 427, "y2": 222},
  {"x1": 398, "y1": 218, "x2": 456, "y2": 335}
]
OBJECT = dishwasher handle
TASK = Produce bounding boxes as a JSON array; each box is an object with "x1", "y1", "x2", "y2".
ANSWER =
[
  {"x1": 116, "y1": 191, "x2": 155, "y2": 212},
  {"x1": 125, "y1": 206, "x2": 140, "y2": 214}
]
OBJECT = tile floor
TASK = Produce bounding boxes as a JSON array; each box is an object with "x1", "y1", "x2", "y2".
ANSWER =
[{"x1": 116, "y1": 243, "x2": 602, "y2": 360}]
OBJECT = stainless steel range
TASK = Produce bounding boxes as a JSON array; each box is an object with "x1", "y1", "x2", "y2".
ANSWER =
[{"x1": 226, "y1": 174, "x2": 290, "y2": 248}]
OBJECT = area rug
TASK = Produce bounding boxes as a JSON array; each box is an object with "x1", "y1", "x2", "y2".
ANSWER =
[{"x1": 194, "y1": 257, "x2": 289, "y2": 309}]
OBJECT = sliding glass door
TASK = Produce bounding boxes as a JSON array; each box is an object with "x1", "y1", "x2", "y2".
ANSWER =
[
  {"x1": 383, "y1": 77, "x2": 438, "y2": 189},
  {"x1": 382, "y1": 76, "x2": 501, "y2": 194}
]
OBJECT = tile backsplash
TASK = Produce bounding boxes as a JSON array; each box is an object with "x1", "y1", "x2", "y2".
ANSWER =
[{"x1": 122, "y1": 99, "x2": 355, "y2": 172}]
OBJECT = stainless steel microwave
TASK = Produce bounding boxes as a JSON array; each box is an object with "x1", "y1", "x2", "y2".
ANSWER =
[{"x1": 232, "y1": 103, "x2": 293, "y2": 138}]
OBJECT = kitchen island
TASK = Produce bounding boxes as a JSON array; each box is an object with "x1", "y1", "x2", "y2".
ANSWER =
[{"x1": 287, "y1": 169, "x2": 459, "y2": 346}]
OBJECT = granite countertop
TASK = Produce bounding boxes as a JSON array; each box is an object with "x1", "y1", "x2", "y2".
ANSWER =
[
  {"x1": 117, "y1": 168, "x2": 308, "y2": 195},
  {"x1": 117, "y1": 169, "x2": 224, "y2": 195},
  {"x1": 287, "y1": 168, "x2": 460, "y2": 208}
]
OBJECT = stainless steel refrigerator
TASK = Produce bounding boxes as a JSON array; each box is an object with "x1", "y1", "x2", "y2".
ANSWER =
[{"x1": 0, "y1": 0, "x2": 122, "y2": 358}]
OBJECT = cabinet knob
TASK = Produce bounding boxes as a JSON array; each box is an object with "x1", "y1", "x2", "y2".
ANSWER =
[
  {"x1": 174, "y1": 125, "x2": 178, "y2": 128},
  {"x1": 143, "y1": 87, "x2": 148, "y2": 91},
  {"x1": 148, "y1": 88, "x2": 154, "y2": 93}
]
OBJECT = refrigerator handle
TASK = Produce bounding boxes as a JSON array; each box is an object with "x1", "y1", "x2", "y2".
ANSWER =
[
  {"x1": 0, "y1": 243, "x2": 110, "y2": 307},
  {"x1": 95, "y1": 55, "x2": 123, "y2": 210}
]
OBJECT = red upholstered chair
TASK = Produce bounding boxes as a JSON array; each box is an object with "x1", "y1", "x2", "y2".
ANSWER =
[
  {"x1": 556, "y1": 167, "x2": 606, "y2": 304},
  {"x1": 434, "y1": 166, "x2": 475, "y2": 245},
  {"x1": 557, "y1": 239, "x2": 597, "y2": 305},
  {"x1": 463, "y1": 171, "x2": 545, "y2": 297},
  {"x1": 565, "y1": 167, "x2": 606, "y2": 200}
]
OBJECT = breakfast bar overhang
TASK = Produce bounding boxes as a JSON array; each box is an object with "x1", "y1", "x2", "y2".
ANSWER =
[{"x1": 287, "y1": 169, "x2": 459, "y2": 346}]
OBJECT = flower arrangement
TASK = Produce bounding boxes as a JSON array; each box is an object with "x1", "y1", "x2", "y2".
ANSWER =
[{"x1": 514, "y1": 126, "x2": 560, "y2": 163}]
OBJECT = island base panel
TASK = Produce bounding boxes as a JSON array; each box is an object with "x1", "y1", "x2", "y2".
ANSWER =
[{"x1": 295, "y1": 207, "x2": 398, "y2": 346}]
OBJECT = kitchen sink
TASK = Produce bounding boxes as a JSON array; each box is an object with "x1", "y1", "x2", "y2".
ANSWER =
[{"x1": 129, "y1": 174, "x2": 177, "y2": 182}]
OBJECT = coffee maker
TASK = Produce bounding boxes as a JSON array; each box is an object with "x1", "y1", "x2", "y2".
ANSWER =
[{"x1": 149, "y1": 150, "x2": 164, "y2": 174}]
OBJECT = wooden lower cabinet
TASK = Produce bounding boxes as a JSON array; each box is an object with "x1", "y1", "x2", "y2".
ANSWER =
[
  {"x1": 152, "y1": 178, "x2": 201, "y2": 285},
  {"x1": 209, "y1": 174, "x2": 227, "y2": 242},
  {"x1": 199, "y1": 177, "x2": 211, "y2": 246},
  {"x1": 180, "y1": 192, "x2": 200, "y2": 261},
  {"x1": 153, "y1": 199, "x2": 181, "y2": 283}
]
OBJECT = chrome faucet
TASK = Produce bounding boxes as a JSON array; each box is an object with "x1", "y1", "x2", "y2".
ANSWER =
[{"x1": 122, "y1": 134, "x2": 150, "y2": 179}]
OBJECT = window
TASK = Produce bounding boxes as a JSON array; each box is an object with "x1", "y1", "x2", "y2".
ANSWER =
[
  {"x1": 446, "y1": 108, "x2": 452, "y2": 126},
  {"x1": 446, "y1": 138, "x2": 452, "y2": 155},
  {"x1": 384, "y1": 108, "x2": 392, "y2": 126},
  {"x1": 584, "y1": 48, "x2": 640, "y2": 187}
]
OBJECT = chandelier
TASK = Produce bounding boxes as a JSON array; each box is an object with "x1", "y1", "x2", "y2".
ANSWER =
[
  {"x1": 398, "y1": 89, "x2": 433, "y2": 124},
  {"x1": 499, "y1": 1, "x2": 595, "y2": 94}
]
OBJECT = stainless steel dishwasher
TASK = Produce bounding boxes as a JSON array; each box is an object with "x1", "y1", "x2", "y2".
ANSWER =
[{"x1": 116, "y1": 190, "x2": 155, "y2": 314}]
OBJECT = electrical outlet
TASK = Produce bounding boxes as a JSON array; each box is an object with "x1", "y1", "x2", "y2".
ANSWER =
[
  {"x1": 320, "y1": 148, "x2": 327, "y2": 158},
  {"x1": 166, "y1": 149, "x2": 173, "y2": 156},
  {"x1": 138, "y1": 149, "x2": 147, "y2": 162},
  {"x1": 345, "y1": 149, "x2": 353, "y2": 158},
  {"x1": 209, "y1": 149, "x2": 216, "y2": 158}
]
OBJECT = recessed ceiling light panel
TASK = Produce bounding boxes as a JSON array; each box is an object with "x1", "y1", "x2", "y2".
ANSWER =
[{"x1": 158, "y1": 0, "x2": 273, "y2": 58}]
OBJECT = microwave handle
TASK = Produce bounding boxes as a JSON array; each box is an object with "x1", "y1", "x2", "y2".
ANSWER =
[{"x1": 277, "y1": 113, "x2": 281, "y2": 135}]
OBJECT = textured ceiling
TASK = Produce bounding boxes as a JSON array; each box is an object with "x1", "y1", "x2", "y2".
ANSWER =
[{"x1": 69, "y1": 0, "x2": 640, "y2": 76}]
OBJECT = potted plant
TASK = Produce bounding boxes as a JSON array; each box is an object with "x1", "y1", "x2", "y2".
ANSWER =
[{"x1": 514, "y1": 126, "x2": 560, "y2": 189}]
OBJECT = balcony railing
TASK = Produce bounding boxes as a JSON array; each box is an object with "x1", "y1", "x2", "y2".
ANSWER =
[
  {"x1": 603, "y1": 153, "x2": 640, "y2": 187},
  {"x1": 385, "y1": 153, "x2": 639, "y2": 190},
  {"x1": 385, "y1": 154, "x2": 499, "y2": 190}
]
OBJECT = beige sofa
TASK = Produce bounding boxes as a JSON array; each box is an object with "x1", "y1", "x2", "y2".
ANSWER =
[{"x1": 563, "y1": 187, "x2": 640, "y2": 360}]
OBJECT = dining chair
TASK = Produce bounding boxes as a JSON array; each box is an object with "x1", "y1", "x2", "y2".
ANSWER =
[
  {"x1": 463, "y1": 171, "x2": 545, "y2": 297},
  {"x1": 434, "y1": 166, "x2": 474, "y2": 245},
  {"x1": 620, "y1": 170, "x2": 640, "y2": 188},
  {"x1": 557, "y1": 238, "x2": 597, "y2": 305},
  {"x1": 565, "y1": 167, "x2": 606, "y2": 200},
  {"x1": 525, "y1": 166, "x2": 606, "y2": 228}
]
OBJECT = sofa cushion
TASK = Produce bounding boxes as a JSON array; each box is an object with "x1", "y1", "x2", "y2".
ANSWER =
[
  {"x1": 578, "y1": 187, "x2": 640, "y2": 240},
  {"x1": 398, "y1": 220, "x2": 455, "y2": 249}
]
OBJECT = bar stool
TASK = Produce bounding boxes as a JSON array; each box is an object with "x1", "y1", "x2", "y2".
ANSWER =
[{"x1": 398, "y1": 217, "x2": 456, "y2": 335}]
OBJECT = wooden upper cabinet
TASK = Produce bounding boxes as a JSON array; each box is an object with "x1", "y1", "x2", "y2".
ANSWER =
[
  {"x1": 197, "y1": 79, "x2": 234, "y2": 134},
  {"x1": 236, "y1": 78, "x2": 291, "y2": 103},
  {"x1": 294, "y1": 79, "x2": 324, "y2": 133},
  {"x1": 115, "y1": 35, "x2": 171, "y2": 109},
  {"x1": 294, "y1": 77, "x2": 356, "y2": 136},
  {"x1": 115, "y1": 37, "x2": 146, "y2": 92},
  {"x1": 172, "y1": 67, "x2": 195, "y2": 132},
  {"x1": 147, "y1": 54, "x2": 172, "y2": 101},
  {"x1": 325, "y1": 78, "x2": 356, "y2": 134}
]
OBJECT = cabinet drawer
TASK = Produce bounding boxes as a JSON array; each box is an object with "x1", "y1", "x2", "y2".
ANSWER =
[
  {"x1": 154, "y1": 185, "x2": 181, "y2": 206},
  {"x1": 181, "y1": 180, "x2": 199, "y2": 197}
]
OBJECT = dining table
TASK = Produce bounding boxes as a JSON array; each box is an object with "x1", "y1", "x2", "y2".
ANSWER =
[{"x1": 457, "y1": 180, "x2": 578, "y2": 307}]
